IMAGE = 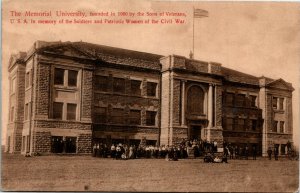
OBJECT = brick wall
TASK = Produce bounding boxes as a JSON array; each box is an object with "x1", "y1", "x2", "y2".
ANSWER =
[
  {"x1": 81, "y1": 69, "x2": 93, "y2": 120},
  {"x1": 35, "y1": 63, "x2": 50, "y2": 118},
  {"x1": 77, "y1": 133, "x2": 92, "y2": 153},
  {"x1": 215, "y1": 85, "x2": 222, "y2": 127},
  {"x1": 34, "y1": 131, "x2": 51, "y2": 153},
  {"x1": 172, "y1": 79, "x2": 181, "y2": 126},
  {"x1": 35, "y1": 120, "x2": 92, "y2": 130}
]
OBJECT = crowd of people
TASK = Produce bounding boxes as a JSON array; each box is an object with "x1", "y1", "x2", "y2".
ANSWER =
[{"x1": 92, "y1": 139, "x2": 219, "y2": 160}]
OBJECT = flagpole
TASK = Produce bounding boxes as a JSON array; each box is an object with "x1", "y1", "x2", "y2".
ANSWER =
[{"x1": 192, "y1": 7, "x2": 195, "y2": 59}]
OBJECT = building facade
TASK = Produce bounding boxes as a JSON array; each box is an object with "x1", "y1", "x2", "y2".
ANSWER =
[{"x1": 6, "y1": 41, "x2": 294, "y2": 156}]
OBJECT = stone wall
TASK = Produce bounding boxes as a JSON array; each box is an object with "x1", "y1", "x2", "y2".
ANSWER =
[
  {"x1": 33, "y1": 131, "x2": 51, "y2": 153},
  {"x1": 81, "y1": 69, "x2": 93, "y2": 121},
  {"x1": 35, "y1": 63, "x2": 50, "y2": 118},
  {"x1": 77, "y1": 133, "x2": 92, "y2": 153},
  {"x1": 172, "y1": 79, "x2": 181, "y2": 126}
]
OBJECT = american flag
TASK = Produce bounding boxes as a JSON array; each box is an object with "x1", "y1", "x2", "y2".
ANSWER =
[{"x1": 194, "y1": 8, "x2": 209, "y2": 18}]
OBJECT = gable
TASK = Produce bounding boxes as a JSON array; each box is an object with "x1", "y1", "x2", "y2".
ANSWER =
[
  {"x1": 38, "y1": 44, "x2": 94, "y2": 60},
  {"x1": 267, "y1": 78, "x2": 294, "y2": 91}
]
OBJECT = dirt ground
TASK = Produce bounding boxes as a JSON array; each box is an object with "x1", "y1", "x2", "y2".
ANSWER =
[{"x1": 1, "y1": 154, "x2": 299, "y2": 192}]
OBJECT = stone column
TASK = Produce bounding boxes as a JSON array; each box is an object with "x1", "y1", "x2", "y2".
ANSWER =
[
  {"x1": 207, "y1": 84, "x2": 213, "y2": 141},
  {"x1": 181, "y1": 80, "x2": 186, "y2": 126}
]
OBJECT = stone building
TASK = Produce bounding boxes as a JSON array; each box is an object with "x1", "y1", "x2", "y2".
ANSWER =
[{"x1": 6, "y1": 41, "x2": 294, "y2": 156}]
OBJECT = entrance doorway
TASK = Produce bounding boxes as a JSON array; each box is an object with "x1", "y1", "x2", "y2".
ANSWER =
[{"x1": 189, "y1": 125, "x2": 202, "y2": 140}]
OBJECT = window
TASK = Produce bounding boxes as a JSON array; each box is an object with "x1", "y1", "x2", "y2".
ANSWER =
[
  {"x1": 24, "y1": 103, "x2": 29, "y2": 120},
  {"x1": 53, "y1": 102, "x2": 63, "y2": 119},
  {"x1": 10, "y1": 107, "x2": 14, "y2": 122},
  {"x1": 25, "y1": 72, "x2": 30, "y2": 88},
  {"x1": 95, "y1": 75, "x2": 109, "y2": 92},
  {"x1": 130, "y1": 110, "x2": 141, "y2": 125},
  {"x1": 54, "y1": 68, "x2": 78, "y2": 87},
  {"x1": 94, "y1": 107, "x2": 107, "y2": 123},
  {"x1": 113, "y1": 78, "x2": 125, "y2": 93},
  {"x1": 225, "y1": 93, "x2": 234, "y2": 106},
  {"x1": 68, "y1": 70, "x2": 78, "y2": 87},
  {"x1": 131, "y1": 80, "x2": 142, "y2": 96},
  {"x1": 54, "y1": 68, "x2": 64, "y2": 85},
  {"x1": 65, "y1": 137, "x2": 77, "y2": 153},
  {"x1": 236, "y1": 94, "x2": 246, "y2": 107},
  {"x1": 146, "y1": 111, "x2": 156, "y2": 126},
  {"x1": 11, "y1": 77, "x2": 16, "y2": 94},
  {"x1": 237, "y1": 119, "x2": 245, "y2": 130},
  {"x1": 111, "y1": 108, "x2": 124, "y2": 124},
  {"x1": 226, "y1": 118, "x2": 233, "y2": 130},
  {"x1": 280, "y1": 121, "x2": 284, "y2": 133},
  {"x1": 67, "y1": 103, "x2": 77, "y2": 120},
  {"x1": 273, "y1": 97, "x2": 278, "y2": 109},
  {"x1": 279, "y1": 98, "x2": 284, "y2": 110},
  {"x1": 187, "y1": 86, "x2": 205, "y2": 115},
  {"x1": 249, "y1": 119, "x2": 257, "y2": 131},
  {"x1": 147, "y1": 82, "x2": 157, "y2": 97},
  {"x1": 250, "y1": 95, "x2": 257, "y2": 107},
  {"x1": 272, "y1": 121, "x2": 278, "y2": 132}
]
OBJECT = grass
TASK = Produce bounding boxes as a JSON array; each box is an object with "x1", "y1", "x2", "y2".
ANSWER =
[{"x1": 1, "y1": 153, "x2": 299, "y2": 192}]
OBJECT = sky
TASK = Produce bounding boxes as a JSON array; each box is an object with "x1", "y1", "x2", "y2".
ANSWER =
[{"x1": 2, "y1": 0, "x2": 300, "y2": 146}]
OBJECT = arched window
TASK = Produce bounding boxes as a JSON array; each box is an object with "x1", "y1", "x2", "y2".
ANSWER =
[{"x1": 187, "y1": 86, "x2": 205, "y2": 115}]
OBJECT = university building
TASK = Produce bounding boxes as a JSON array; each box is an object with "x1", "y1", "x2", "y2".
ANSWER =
[{"x1": 6, "y1": 41, "x2": 294, "y2": 156}]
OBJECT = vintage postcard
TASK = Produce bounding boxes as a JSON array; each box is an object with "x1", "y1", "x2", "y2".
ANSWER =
[{"x1": 2, "y1": 0, "x2": 299, "y2": 192}]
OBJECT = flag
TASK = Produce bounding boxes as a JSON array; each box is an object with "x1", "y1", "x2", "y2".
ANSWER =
[{"x1": 194, "y1": 8, "x2": 209, "y2": 18}]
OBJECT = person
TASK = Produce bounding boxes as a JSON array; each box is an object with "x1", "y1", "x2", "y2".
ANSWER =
[
  {"x1": 252, "y1": 145, "x2": 257, "y2": 160},
  {"x1": 129, "y1": 145, "x2": 134, "y2": 159},
  {"x1": 111, "y1": 144, "x2": 116, "y2": 158},
  {"x1": 116, "y1": 145, "x2": 122, "y2": 160},
  {"x1": 267, "y1": 147, "x2": 272, "y2": 160},
  {"x1": 245, "y1": 145, "x2": 249, "y2": 160},
  {"x1": 92, "y1": 144, "x2": 97, "y2": 157}
]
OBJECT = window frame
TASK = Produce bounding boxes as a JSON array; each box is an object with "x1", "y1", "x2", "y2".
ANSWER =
[
  {"x1": 146, "y1": 82, "x2": 157, "y2": 97},
  {"x1": 113, "y1": 77, "x2": 125, "y2": 94},
  {"x1": 130, "y1": 80, "x2": 142, "y2": 96},
  {"x1": 53, "y1": 102, "x2": 64, "y2": 120},
  {"x1": 146, "y1": 111, "x2": 157, "y2": 126},
  {"x1": 129, "y1": 109, "x2": 141, "y2": 125},
  {"x1": 67, "y1": 103, "x2": 77, "y2": 120}
]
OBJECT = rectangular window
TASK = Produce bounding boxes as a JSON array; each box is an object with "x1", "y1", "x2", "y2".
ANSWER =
[
  {"x1": 94, "y1": 107, "x2": 107, "y2": 123},
  {"x1": 25, "y1": 72, "x2": 30, "y2": 88},
  {"x1": 147, "y1": 82, "x2": 157, "y2": 97},
  {"x1": 10, "y1": 107, "x2": 14, "y2": 122},
  {"x1": 226, "y1": 118, "x2": 233, "y2": 130},
  {"x1": 272, "y1": 121, "x2": 278, "y2": 132},
  {"x1": 279, "y1": 98, "x2": 284, "y2": 110},
  {"x1": 273, "y1": 97, "x2": 278, "y2": 109},
  {"x1": 95, "y1": 75, "x2": 109, "y2": 92},
  {"x1": 280, "y1": 121, "x2": 284, "y2": 133},
  {"x1": 225, "y1": 93, "x2": 234, "y2": 106},
  {"x1": 146, "y1": 111, "x2": 156, "y2": 126},
  {"x1": 68, "y1": 70, "x2": 78, "y2": 87},
  {"x1": 113, "y1": 78, "x2": 125, "y2": 93},
  {"x1": 53, "y1": 102, "x2": 63, "y2": 119},
  {"x1": 130, "y1": 110, "x2": 141, "y2": 125},
  {"x1": 54, "y1": 68, "x2": 65, "y2": 85},
  {"x1": 11, "y1": 78, "x2": 16, "y2": 93},
  {"x1": 250, "y1": 120, "x2": 257, "y2": 131},
  {"x1": 67, "y1": 103, "x2": 77, "y2": 120},
  {"x1": 24, "y1": 103, "x2": 29, "y2": 120},
  {"x1": 131, "y1": 80, "x2": 142, "y2": 96},
  {"x1": 236, "y1": 94, "x2": 246, "y2": 107},
  {"x1": 111, "y1": 108, "x2": 124, "y2": 124},
  {"x1": 237, "y1": 119, "x2": 245, "y2": 130},
  {"x1": 250, "y1": 95, "x2": 257, "y2": 107}
]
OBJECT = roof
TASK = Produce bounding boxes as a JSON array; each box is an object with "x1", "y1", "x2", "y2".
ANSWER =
[
  {"x1": 11, "y1": 40, "x2": 293, "y2": 90},
  {"x1": 71, "y1": 42, "x2": 162, "y2": 71},
  {"x1": 221, "y1": 67, "x2": 261, "y2": 85}
]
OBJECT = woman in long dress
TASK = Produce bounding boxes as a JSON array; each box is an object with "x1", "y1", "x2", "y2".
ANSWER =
[{"x1": 129, "y1": 145, "x2": 134, "y2": 159}]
